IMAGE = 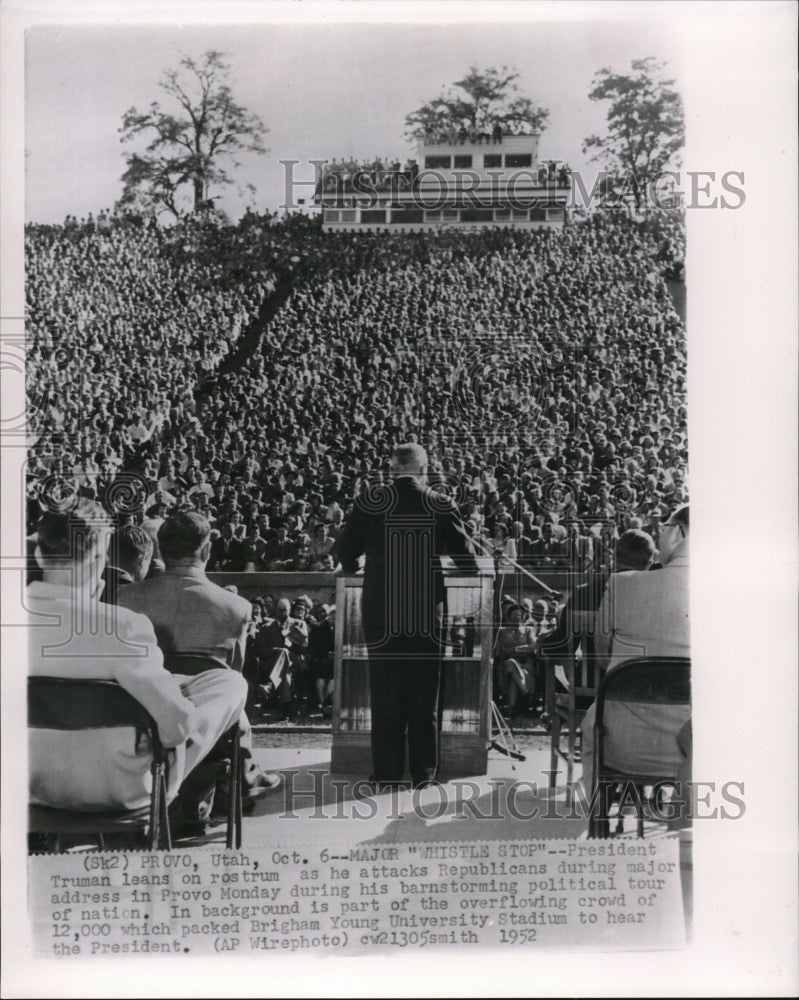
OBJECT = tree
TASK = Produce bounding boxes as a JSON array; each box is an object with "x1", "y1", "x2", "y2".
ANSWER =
[
  {"x1": 118, "y1": 50, "x2": 267, "y2": 218},
  {"x1": 404, "y1": 66, "x2": 549, "y2": 140},
  {"x1": 583, "y1": 57, "x2": 684, "y2": 214}
]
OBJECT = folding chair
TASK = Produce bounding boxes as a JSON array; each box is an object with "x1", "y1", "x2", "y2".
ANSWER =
[
  {"x1": 546, "y1": 649, "x2": 602, "y2": 800},
  {"x1": 28, "y1": 677, "x2": 171, "y2": 852},
  {"x1": 588, "y1": 656, "x2": 691, "y2": 838},
  {"x1": 209, "y1": 722, "x2": 244, "y2": 850},
  {"x1": 541, "y1": 602, "x2": 605, "y2": 798}
]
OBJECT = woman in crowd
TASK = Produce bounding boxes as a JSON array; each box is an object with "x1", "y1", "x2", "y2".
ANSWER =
[{"x1": 494, "y1": 603, "x2": 538, "y2": 720}]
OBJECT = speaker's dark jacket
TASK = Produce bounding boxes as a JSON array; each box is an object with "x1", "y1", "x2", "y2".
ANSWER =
[{"x1": 335, "y1": 476, "x2": 477, "y2": 657}]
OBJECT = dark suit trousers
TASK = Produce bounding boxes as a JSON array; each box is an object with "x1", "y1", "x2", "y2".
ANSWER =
[{"x1": 369, "y1": 657, "x2": 441, "y2": 783}]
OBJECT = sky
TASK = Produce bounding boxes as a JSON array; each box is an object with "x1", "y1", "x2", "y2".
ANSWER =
[{"x1": 24, "y1": 16, "x2": 687, "y2": 222}]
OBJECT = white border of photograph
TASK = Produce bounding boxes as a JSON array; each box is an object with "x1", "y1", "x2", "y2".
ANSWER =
[{"x1": 2, "y1": 1, "x2": 797, "y2": 996}]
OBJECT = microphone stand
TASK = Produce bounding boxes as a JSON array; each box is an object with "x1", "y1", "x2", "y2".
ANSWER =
[
  {"x1": 471, "y1": 533, "x2": 562, "y2": 598},
  {"x1": 467, "y1": 533, "x2": 552, "y2": 765}
]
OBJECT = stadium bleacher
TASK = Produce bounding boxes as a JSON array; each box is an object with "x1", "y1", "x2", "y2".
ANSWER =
[{"x1": 25, "y1": 209, "x2": 687, "y2": 572}]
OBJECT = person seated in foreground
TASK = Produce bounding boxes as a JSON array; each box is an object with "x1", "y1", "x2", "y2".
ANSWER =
[
  {"x1": 28, "y1": 501, "x2": 247, "y2": 827},
  {"x1": 118, "y1": 512, "x2": 281, "y2": 817},
  {"x1": 580, "y1": 505, "x2": 691, "y2": 794},
  {"x1": 538, "y1": 528, "x2": 658, "y2": 718}
]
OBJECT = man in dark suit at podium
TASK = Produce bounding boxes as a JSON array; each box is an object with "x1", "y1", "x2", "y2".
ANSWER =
[{"x1": 335, "y1": 443, "x2": 477, "y2": 788}]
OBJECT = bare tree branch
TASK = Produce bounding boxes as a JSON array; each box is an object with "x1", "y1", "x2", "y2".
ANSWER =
[{"x1": 117, "y1": 49, "x2": 268, "y2": 218}]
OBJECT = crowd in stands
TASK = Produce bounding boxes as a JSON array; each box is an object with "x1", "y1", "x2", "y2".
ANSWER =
[
  {"x1": 242, "y1": 593, "x2": 335, "y2": 721},
  {"x1": 26, "y1": 212, "x2": 275, "y2": 495},
  {"x1": 24, "y1": 202, "x2": 690, "y2": 841},
  {"x1": 423, "y1": 123, "x2": 530, "y2": 145},
  {"x1": 26, "y1": 209, "x2": 688, "y2": 585},
  {"x1": 318, "y1": 157, "x2": 420, "y2": 194},
  {"x1": 318, "y1": 155, "x2": 571, "y2": 196}
]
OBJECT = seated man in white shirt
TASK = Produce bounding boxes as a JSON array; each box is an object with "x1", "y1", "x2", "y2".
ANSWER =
[
  {"x1": 580, "y1": 504, "x2": 690, "y2": 795},
  {"x1": 28, "y1": 501, "x2": 247, "y2": 822}
]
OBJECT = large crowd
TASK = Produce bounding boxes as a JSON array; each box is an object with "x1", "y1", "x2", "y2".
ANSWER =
[
  {"x1": 25, "y1": 205, "x2": 690, "y2": 834},
  {"x1": 26, "y1": 208, "x2": 688, "y2": 579},
  {"x1": 318, "y1": 154, "x2": 571, "y2": 196},
  {"x1": 423, "y1": 123, "x2": 542, "y2": 145}
]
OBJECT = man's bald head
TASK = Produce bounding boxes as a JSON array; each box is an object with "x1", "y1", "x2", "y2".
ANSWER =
[{"x1": 391, "y1": 443, "x2": 428, "y2": 477}]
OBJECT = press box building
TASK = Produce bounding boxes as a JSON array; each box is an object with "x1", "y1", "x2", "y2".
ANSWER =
[{"x1": 316, "y1": 132, "x2": 570, "y2": 231}]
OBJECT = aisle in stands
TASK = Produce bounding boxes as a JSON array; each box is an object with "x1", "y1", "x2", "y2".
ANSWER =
[{"x1": 26, "y1": 210, "x2": 687, "y2": 573}]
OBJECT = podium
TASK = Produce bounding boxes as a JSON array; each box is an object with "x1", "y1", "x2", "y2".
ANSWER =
[{"x1": 330, "y1": 557, "x2": 495, "y2": 777}]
